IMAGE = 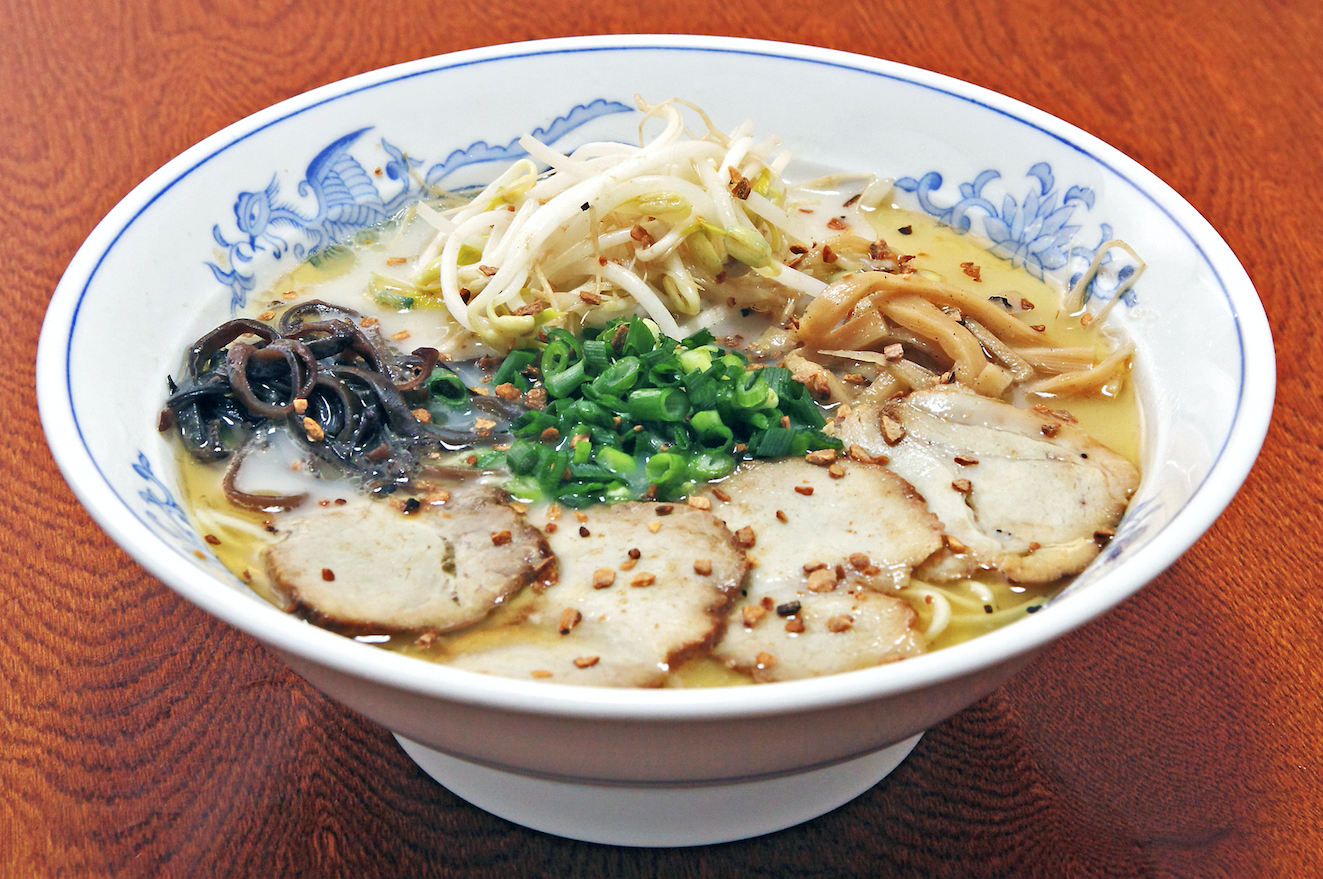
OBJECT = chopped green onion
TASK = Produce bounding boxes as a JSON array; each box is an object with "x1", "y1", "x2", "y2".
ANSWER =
[
  {"x1": 644, "y1": 452, "x2": 686, "y2": 485},
  {"x1": 794, "y1": 430, "x2": 843, "y2": 456},
  {"x1": 427, "y1": 368, "x2": 470, "y2": 408},
  {"x1": 626, "y1": 387, "x2": 690, "y2": 422},
  {"x1": 498, "y1": 316, "x2": 834, "y2": 506},
  {"x1": 683, "y1": 370, "x2": 720, "y2": 411},
  {"x1": 565, "y1": 399, "x2": 613, "y2": 429},
  {"x1": 473, "y1": 449, "x2": 506, "y2": 469},
  {"x1": 492, "y1": 348, "x2": 537, "y2": 390},
  {"x1": 582, "y1": 339, "x2": 610, "y2": 375},
  {"x1": 751, "y1": 427, "x2": 795, "y2": 458},
  {"x1": 666, "y1": 421, "x2": 694, "y2": 452},
  {"x1": 559, "y1": 484, "x2": 611, "y2": 508},
  {"x1": 687, "y1": 451, "x2": 736, "y2": 482},
  {"x1": 571, "y1": 435, "x2": 593, "y2": 464},
  {"x1": 506, "y1": 440, "x2": 542, "y2": 475},
  {"x1": 512, "y1": 409, "x2": 558, "y2": 437},
  {"x1": 596, "y1": 446, "x2": 638, "y2": 477},
  {"x1": 545, "y1": 360, "x2": 586, "y2": 398},
  {"x1": 591, "y1": 356, "x2": 641, "y2": 396},
  {"x1": 690, "y1": 410, "x2": 734, "y2": 451},
  {"x1": 677, "y1": 346, "x2": 715, "y2": 374},
  {"x1": 681, "y1": 328, "x2": 716, "y2": 348},
  {"x1": 305, "y1": 244, "x2": 354, "y2": 275},
  {"x1": 621, "y1": 318, "x2": 658, "y2": 356},
  {"x1": 759, "y1": 366, "x2": 794, "y2": 397},
  {"x1": 569, "y1": 461, "x2": 614, "y2": 480},
  {"x1": 733, "y1": 371, "x2": 777, "y2": 409},
  {"x1": 542, "y1": 340, "x2": 574, "y2": 379},
  {"x1": 543, "y1": 327, "x2": 583, "y2": 358},
  {"x1": 647, "y1": 360, "x2": 685, "y2": 388},
  {"x1": 539, "y1": 448, "x2": 570, "y2": 492}
]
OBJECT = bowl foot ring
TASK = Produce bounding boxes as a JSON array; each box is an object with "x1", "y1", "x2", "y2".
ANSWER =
[{"x1": 395, "y1": 732, "x2": 922, "y2": 847}]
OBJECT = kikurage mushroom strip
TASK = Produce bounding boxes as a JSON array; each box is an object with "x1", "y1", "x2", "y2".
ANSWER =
[{"x1": 160, "y1": 300, "x2": 524, "y2": 503}]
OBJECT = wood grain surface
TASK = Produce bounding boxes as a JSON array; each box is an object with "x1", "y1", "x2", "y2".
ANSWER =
[{"x1": 3, "y1": 0, "x2": 1319, "y2": 876}]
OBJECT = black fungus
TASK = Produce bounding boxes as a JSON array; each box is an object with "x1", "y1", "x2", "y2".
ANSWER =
[{"x1": 161, "y1": 307, "x2": 524, "y2": 497}]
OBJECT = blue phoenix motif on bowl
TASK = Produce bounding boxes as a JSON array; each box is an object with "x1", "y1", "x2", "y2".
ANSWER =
[
  {"x1": 155, "y1": 100, "x2": 634, "y2": 559},
  {"x1": 174, "y1": 100, "x2": 1141, "y2": 564},
  {"x1": 205, "y1": 99, "x2": 1140, "y2": 313},
  {"x1": 206, "y1": 99, "x2": 633, "y2": 311}
]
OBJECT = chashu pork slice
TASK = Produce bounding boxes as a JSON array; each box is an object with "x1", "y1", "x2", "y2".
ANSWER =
[
  {"x1": 447, "y1": 501, "x2": 747, "y2": 687},
  {"x1": 704, "y1": 458, "x2": 940, "y2": 682},
  {"x1": 829, "y1": 385, "x2": 1139, "y2": 583},
  {"x1": 264, "y1": 486, "x2": 552, "y2": 631}
]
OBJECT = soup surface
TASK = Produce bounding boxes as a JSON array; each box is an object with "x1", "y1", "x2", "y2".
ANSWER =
[{"x1": 165, "y1": 101, "x2": 1140, "y2": 687}]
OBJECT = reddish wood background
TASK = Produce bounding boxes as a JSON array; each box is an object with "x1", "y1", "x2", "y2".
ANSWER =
[{"x1": 3, "y1": 0, "x2": 1319, "y2": 876}]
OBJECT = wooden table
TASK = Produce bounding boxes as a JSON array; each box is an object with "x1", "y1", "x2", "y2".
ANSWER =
[{"x1": 3, "y1": 1, "x2": 1318, "y2": 875}]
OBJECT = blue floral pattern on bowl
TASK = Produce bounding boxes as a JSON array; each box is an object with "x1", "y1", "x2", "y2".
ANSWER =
[
  {"x1": 134, "y1": 451, "x2": 200, "y2": 550},
  {"x1": 895, "y1": 164, "x2": 1139, "y2": 307},
  {"x1": 157, "y1": 100, "x2": 634, "y2": 559},
  {"x1": 171, "y1": 100, "x2": 1141, "y2": 566},
  {"x1": 134, "y1": 451, "x2": 230, "y2": 575},
  {"x1": 206, "y1": 99, "x2": 632, "y2": 310}
]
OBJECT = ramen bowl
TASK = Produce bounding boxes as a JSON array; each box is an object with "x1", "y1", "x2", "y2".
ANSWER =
[{"x1": 36, "y1": 35, "x2": 1272, "y2": 846}]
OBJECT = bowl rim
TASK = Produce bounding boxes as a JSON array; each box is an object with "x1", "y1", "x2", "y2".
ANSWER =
[{"x1": 37, "y1": 33, "x2": 1275, "y2": 721}]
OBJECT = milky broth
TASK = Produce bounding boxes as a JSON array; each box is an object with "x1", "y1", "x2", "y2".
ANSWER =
[{"x1": 175, "y1": 201, "x2": 1140, "y2": 687}]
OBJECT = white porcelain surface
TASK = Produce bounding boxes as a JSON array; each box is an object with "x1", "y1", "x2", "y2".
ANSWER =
[
  {"x1": 36, "y1": 35, "x2": 1273, "y2": 844},
  {"x1": 395, "y1": 732, "x2": 924, "y2": 847}
]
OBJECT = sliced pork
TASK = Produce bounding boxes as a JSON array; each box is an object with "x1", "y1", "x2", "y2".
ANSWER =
[
  {"x1": 703, "y1": 458, "x2": 940, "y2": 681},
  {"x1": 715, "y1": 589, "x2": 923, "y2": 683},
  {"x1": 264, "y1": 486, "x2": 552, "y2": 631},
  {"x1": 829, "y1": 386, "x2": 1139, "y2": 583},
  {"x1": 447, "y1": 501, "x2": 747, "y2": 686}
]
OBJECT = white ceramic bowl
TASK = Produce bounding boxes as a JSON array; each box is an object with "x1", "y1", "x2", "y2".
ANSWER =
[{"x1": 37, "y1": 35, "x2": 1273, "y2": 847}]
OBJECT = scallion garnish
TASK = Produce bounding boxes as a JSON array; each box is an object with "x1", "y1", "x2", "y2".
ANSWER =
[{"x1": 481, "y1": 316, "x2": 840, "y2": 506}]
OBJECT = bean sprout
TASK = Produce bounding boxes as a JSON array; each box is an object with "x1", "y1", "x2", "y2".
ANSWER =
[{"x1": 413, "y1": 96, "x2": 827, "y2": 349}]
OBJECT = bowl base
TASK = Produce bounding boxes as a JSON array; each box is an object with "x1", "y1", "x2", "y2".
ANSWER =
[{"x1": 394, "y1": 732, "x2": 922, "y2": 846}]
